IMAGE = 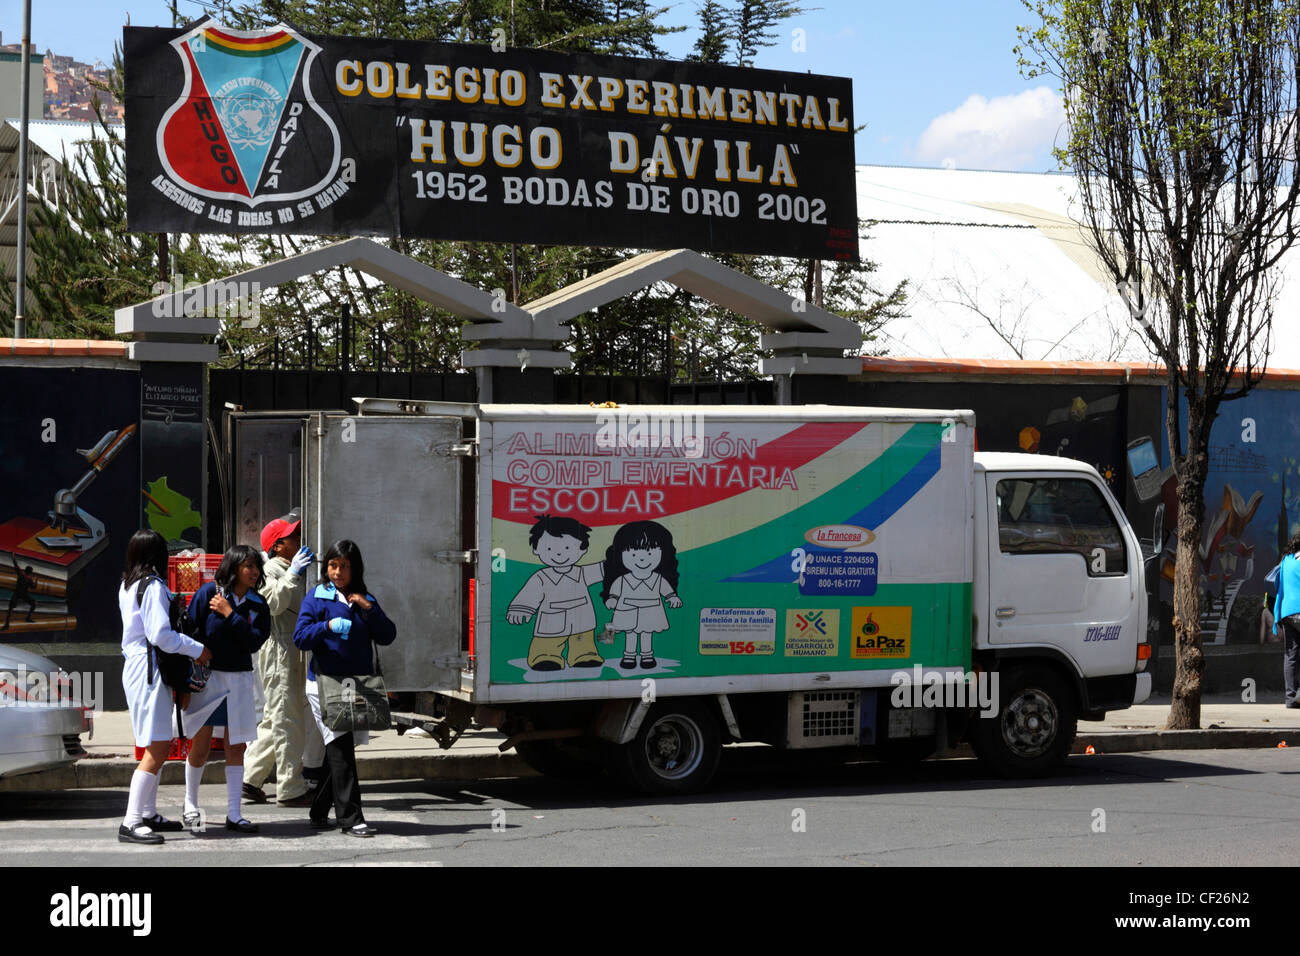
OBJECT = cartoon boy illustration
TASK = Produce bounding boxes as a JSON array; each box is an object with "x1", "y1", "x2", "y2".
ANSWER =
[
  {"x1": 506, "y1": 515, "x2": 605, "y2": 671},
  {"x1": 601, "y1": 520, "x2": 682, "y2": 669}
]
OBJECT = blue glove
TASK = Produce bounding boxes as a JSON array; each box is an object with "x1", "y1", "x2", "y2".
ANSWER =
[
  {"x1": 289, "y1": 546, "x2": 315, "y2": 577},
  {"x1": 328, "y1": 617, "x2": 352, "y2": 638}
]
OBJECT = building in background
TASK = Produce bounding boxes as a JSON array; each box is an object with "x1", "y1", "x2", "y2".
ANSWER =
[
  {"x1": 0, "y1": 35, "x2": 43, "y2": 121},
  {"x1": 0, "y1": 33, "x2": 123, "y2": 123}
]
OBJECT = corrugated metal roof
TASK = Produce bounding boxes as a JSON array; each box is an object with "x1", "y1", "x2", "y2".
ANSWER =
[
  {"x1": 0, "y1": 118, "x2": 122, "y2": 187},
  {"x1": 856, "y1": 164, "x2": 1300, "y2": 370}
]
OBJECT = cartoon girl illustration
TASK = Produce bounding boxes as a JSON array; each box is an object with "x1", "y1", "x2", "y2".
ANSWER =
[{"x1": 601, "y1": 521, "x2": 682, "y2": 670}]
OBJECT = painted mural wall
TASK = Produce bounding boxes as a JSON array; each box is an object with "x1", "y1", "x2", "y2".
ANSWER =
[{"x1": 0, "y1": 367, "x2": 141, "y2": 659}]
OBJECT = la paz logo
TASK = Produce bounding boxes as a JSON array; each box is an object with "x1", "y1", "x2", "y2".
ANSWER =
[{"x1": 157, "y1": 20, "x2": 340, "y2": 206}]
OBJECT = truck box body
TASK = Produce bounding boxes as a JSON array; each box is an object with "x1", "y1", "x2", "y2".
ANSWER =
[{"x1": 475, "y1": 405, "x2": 975, "y2": 703}]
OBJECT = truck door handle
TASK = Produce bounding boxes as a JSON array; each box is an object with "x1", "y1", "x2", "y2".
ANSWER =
[{"x1": 995, "y1": 607, "x2": 1016, "y2": 619}]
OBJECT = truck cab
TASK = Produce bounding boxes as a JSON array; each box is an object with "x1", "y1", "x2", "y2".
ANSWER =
[{"x1": 967, "y1": 453, "x2": 1151, "y2": 774}]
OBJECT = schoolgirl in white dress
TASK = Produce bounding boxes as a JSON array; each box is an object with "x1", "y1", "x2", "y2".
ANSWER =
[{"x1": 117, "y1": 529, "x2": 211, "y2": 845}]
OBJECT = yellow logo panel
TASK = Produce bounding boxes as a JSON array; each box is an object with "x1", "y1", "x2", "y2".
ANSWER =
[
  {"x1": 849, "y1": 606, "x2": 911, "y2": 659},
  {"x1": 783, "y1": 609, "x2": 839, "y2": 657}
]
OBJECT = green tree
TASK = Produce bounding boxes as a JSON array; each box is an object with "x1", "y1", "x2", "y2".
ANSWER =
[
  {"x1": 2, "y1": 48, "x2": 235, "y2": 337},
  {"x1": 733, "y1": 0, "x2": 805, "y2": 67},
  {"x1": 689, "y1": 0, "x2": 733, "y2": 63},
  {"x1": 1018, "y1": 0, "x2": 1300, "y2": 728}
]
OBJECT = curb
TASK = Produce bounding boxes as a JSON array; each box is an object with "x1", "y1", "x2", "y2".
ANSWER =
[
  {"x1": 1, "y1": 729, "x2": 1292, "y2": 792},
  {"x1": 0, "y1": 751, "x2": 535, "y2": 793},
  {"x1": 1073, "y1": 729, "x2": 1294, "y2": 754}
]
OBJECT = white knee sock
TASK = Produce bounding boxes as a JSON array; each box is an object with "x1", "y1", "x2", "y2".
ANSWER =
[
  {"x1": 139, "y1": 769, "x2": 160, "y2": 820},
  {"x1": 226, "y1": 765, "x2": 244, "y2": 822},
  {"x1": 184, "y1": 761, "x2": 203, "y2": 815},
  {"x1": 123, "y1": 769, "x2": 154, "y2": 828}
]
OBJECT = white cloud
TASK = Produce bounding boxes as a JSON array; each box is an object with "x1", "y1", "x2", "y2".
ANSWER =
[{"x1": 913, "y1": 87, "x2": 1065, "y2": 171}]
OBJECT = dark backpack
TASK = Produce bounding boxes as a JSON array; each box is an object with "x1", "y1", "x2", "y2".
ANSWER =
[{"x1": 134, "y1": 577, "x2": 203, "y2": 692}]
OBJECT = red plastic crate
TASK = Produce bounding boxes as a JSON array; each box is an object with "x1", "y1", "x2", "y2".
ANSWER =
[
  {"x1": 168, "y1": 553, "x2": 222, "y2": 595},
  {"x1": 134, "y1": 736, "x2": 225, "y2": 761}
]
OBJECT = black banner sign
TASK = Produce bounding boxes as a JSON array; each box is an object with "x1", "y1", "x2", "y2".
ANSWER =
[{"x1": 124, "y1": 21, "x2": 859, "y2": 260}]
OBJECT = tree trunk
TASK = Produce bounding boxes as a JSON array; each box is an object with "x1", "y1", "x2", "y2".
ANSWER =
[{"x1": 1167, "y1": 445, "x2": 1207, "y2": 730}]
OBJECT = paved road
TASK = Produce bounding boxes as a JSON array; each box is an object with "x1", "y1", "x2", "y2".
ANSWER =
[{"x1": 2, "y1": 749, "x2": 1296, "y2": 866}]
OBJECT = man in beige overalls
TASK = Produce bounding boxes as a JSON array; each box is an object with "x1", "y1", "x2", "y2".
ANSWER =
[{"x1": 243, "y1": 513, "x2": 321, "y2": 806}]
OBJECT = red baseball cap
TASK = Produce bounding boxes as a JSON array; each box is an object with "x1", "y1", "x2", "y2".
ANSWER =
[{"x1": 260, "y1": 513, "x2": 302, "y2": 553}]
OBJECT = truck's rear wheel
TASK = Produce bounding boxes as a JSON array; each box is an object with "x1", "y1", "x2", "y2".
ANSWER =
[
  {"x1": 612, "y1": 701, "x2": 721, "y2": 795},
  {"x1": 514, "y1": 739, "x2": 604, "y2": 779},
  {"x1": 971, "y1": 665, "x2": 1076, "y2": 778}
]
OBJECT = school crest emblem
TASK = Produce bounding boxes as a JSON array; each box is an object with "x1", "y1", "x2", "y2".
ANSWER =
[{"x1": 156, "y1": 21, "x2": 340, "y2": 206}]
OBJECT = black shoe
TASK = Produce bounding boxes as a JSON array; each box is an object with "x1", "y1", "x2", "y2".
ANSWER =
[
  {"x1": 640, "y1": 655, "x2": 657, "y2": 668},
  {"x1": 344, "y1": 823, "x2": 378, "y2": 837},
  {"x1": 278, "y1": 792, "x2": 315, "y2": 808},
  {"x1": 118, "y1": 824, "x2": 164, "y2": 845},
  {"x1": 621, "y1": 655, "x2": 637, "y2": 669},
  {"x1": 531, "y1": 660, "x2": 562, "y2": 671},
  {"x1": 140, "y1": 813, "x2": 184, "y2": 832},
  {"x1": 1286, "y1": 700, "x2": 1300, "y2": 709},
  {"x1": 571, "y1": 657, "x2": 603, "y2": 668},
  {"x1": 241, "y1": 783, "x2": 269, "y2": 804},
  {"x1": 309, "y1": 816, "x2": 334, "y2": 830},
  {"x1": 226, "y1": 817, "x2": 260, "y2": 833}
]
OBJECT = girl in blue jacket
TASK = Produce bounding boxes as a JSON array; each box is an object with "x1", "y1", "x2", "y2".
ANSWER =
[
  {"x1": 293, "y1": 539, "x2": 396, "y2": 837},
  {"x1": 182, "y1": 545, "x2": 270, "y2": 833}
]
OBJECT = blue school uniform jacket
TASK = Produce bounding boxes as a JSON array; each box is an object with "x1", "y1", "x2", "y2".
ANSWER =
[
  {"x1": 293, "y1": 582, "x2": 397, "y2": 679},
  {"x1": 187, "y1": 581, "x2": 269, "y2": 671}
]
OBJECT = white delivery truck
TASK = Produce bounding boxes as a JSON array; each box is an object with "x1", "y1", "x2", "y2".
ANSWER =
[{"x1": 225, "y1": 400, "x2": 1151, "y2": 793}]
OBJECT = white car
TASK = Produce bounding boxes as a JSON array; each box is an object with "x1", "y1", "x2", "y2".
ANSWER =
[{"x1": 0, "y1": 645, "x2": 90, "y2": 778}]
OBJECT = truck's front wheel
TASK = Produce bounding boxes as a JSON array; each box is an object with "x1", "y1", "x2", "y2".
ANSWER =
[
  {"x1": 612, "y1": 701, "x2": 721, "y2": 795},
  {"x1": 971, "y1": 665, "x2": 1077, "y2": 778}
]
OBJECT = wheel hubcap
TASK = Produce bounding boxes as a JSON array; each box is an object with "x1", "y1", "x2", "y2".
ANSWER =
[
  {"x1": 1001, "y1": 688, "x2": 1058, "y2": 758},
  {"x1": 643, "y1": 714, "x2": 704, "y2": 780}
]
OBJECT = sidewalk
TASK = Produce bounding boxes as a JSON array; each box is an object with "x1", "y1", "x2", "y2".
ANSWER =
[{"x1": 3, "y1": 694, "x2": 1297, "y2": 792}]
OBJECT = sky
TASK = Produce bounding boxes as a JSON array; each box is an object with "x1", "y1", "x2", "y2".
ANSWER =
[{"x1": 0, "y1": 0, "x2": 1065, "y2": 172}]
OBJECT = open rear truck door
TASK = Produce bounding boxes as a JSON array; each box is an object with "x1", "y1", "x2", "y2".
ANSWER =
[{"x1": 287, "y1": 412, "x2": 472, "y2": 693}]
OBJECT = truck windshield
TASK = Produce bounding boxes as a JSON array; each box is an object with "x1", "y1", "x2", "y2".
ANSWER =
[{"x1": 995, "y1": 477, "x2": 1127, "y2": 575}]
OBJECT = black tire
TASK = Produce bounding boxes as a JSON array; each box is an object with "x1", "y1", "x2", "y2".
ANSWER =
[
  {"x1": 514, "y1": 739, "x2": 604, "y2": 779},
  {"x1": 971, "y1": 665, "x2": 1077, "y2": 778},
  {"x1": 610, "y1": 700, "x2": 722, "y2": 795}
]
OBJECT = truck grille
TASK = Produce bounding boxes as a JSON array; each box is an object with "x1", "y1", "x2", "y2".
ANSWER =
[{"x1": 787, "y1": 691, "x2": 860, "y2": 748}]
